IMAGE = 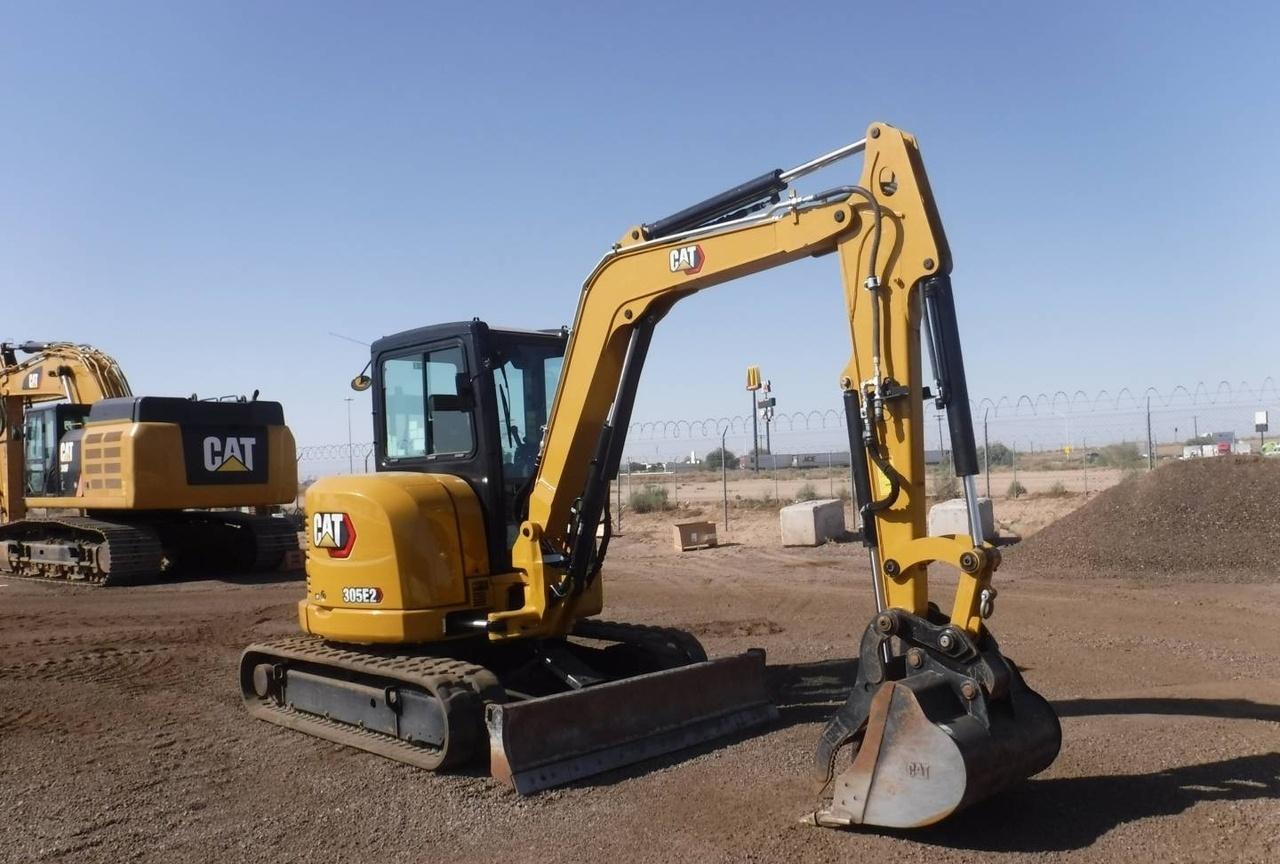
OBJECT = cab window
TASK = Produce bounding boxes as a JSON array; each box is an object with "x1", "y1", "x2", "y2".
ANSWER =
[{"x1": 382, "y1": 345, "x2": 474, "y2": 459}]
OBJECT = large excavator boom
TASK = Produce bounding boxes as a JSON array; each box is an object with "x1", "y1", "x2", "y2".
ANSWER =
[{"x1": 1, "y1": 341, "x2": 133, "y2": 521}]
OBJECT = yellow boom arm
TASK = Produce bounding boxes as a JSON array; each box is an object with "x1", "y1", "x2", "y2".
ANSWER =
[
  {"x1": 0, "y1": 341, "x2": 133, "y2": 520},
  {"x1": 497, "y1": 123, "x2": 996, "y2": 643}
]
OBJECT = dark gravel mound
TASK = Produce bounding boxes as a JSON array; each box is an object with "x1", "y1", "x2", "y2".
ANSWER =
[{"x1": 1008, "y1": 456, "x2": 1280, "y2": 580}]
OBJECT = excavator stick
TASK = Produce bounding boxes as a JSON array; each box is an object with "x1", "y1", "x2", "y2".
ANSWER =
[
  {"x1": 808, "y1": 610, "x2": 1061, "y2": 828},
  {"x1": 488, "y1": 650, "x2": 776, "y2": 794}
]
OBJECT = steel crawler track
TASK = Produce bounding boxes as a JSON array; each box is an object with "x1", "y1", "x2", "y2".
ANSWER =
[
  {"x1": 0, "y1": 516, "x2": 163, "y2": 585},
  {"x1": 240, "y1": 636, "x2": 502, "y2": 769},
  {"x1": 0, "y1": 512, "x2": 298, "y2": 586}
]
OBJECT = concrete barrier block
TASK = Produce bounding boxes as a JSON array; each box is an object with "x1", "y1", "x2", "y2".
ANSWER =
[
  {"x1": 780, "y1": 499, "x2": 846, "y2": 546},
  {"x1": 927, "y1": 497, "x2": 996, "y2": 541}
]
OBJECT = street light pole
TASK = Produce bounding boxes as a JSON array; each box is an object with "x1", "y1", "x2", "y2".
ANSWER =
[
  {"x1": 1152, "y1": 394, "x2": 1162, "y2": 471},
  {"x1": 345, "y1": 397, "x2": 354, "y2": 474},
  {"x1": 983, "y1": 407, "x2": 991, "y2": 499},
  {"x1": 720, "y1": 427, "x2": 729, "y2": 531},
  {"x1": 751, "y1": 390, "x2": 759, "y2": 473}
]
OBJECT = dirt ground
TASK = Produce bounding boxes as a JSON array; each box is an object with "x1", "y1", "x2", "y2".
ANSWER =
[{"x1": 2, "y1": 509, "x2": 1277, "y2": 864}]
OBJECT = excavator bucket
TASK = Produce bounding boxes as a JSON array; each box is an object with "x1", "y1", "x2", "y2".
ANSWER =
[
  {"x1": 488, "y1": 650, "x2": 777, "y2": 794},
  {"x1": 809, "y1": 611, "x2": 1061, "y2": 829}
]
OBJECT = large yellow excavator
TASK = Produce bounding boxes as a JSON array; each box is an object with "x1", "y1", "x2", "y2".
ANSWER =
[
  {"x1": 0, "y1": 341, "x2": 299, "y2": 584},
  {"x1": 240, "y1": 123, "x2": 1060, "y2": 828}
]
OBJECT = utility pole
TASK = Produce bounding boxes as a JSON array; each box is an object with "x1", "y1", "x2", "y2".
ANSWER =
[
  {"x1": 1192, "y1": 415, "x2": 1199, "y2": 440},
  {"x1": 345, "y1": 397, "x2": 355, "y2": 473},
  {"x1": 751, "y1": 390, "x2": 759, "y2": 472},
  {"x1": 758, "y1": 379, "x2": 777, "y2": 472},
  {"x1": 1082, "y1": 434, "x2": 1089, "y2": 494},
  {"x1": 720, "y1": 428, "x2": 729, "y2": 531},
  {"x1": 746, "y1": 365, "x2": 762, "y2": 473},
  {"x1": 983, "y1": 407, "x2": 991, "y2": 499},
  {"x1": 1152, "y1": 394, "x2": 1162, "y2": 471}
]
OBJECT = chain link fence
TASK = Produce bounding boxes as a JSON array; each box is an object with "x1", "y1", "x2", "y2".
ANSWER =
[{"x1": 295, "y1": 380, "x2": 1280, "y2": 509}]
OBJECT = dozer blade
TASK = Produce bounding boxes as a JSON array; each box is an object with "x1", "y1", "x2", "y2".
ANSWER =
[{"x1": 487, "y1": 650, "x2": 777, "y2": 794}]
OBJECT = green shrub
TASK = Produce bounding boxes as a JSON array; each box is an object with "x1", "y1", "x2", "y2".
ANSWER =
[
  {"x1": 628, "y1": 484, "x2": 670, "y2": 513},
  {"x1": 1007, "y1": 479, "x2": 1027, "y2": 499},
  {"x1": 1095, "y1": 442, "x2": 1142, "y2": 469},
  {"x1": 933, "y1": 464, "x2": 959, "y2": 501},
  {"x1": 985, "y1": 442, "x2": 1014, "y2": 467},
  {"x1": 704, "y1": 447, "x2": 737, "y2": 471},
  {"x1": 1043, "y1": 481, "x2": 1068, "y2": 497},
  {"x1": 794, "y1": 482, "x2": 819, "y2": 502}
]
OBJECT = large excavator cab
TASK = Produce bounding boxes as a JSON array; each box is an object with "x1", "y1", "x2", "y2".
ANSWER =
[{"x1": 21, "y1": 402, "x2": 90, "y2": 496}]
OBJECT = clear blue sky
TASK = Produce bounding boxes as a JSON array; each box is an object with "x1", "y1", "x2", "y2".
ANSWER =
[{"x1": 3, "y1": 1, "x2": 1277, "y2": 450}]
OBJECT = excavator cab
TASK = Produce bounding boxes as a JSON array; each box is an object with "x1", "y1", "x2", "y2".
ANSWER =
[
  {"x1": 21, "y1": 402, "x2": 90, "y2": 496},
  {"x1": 367, "y1": 321, "x2": 568, "y2": 570}
]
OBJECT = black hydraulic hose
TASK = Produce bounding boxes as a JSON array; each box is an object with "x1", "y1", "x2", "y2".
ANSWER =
[
  {"x1": 843, "y1": 388, "x2": 877, "y2": 548},
  {"x1": 587, "y1": 503, "x2": 611, "y2": 587},
  {"x1": 864, "y1": 419, "x2": 902, "y2": 514}
]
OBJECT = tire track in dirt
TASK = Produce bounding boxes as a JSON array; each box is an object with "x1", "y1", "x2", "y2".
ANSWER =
[{"x1": 0, "y1": 645, "x2": 181, "y2": 697}]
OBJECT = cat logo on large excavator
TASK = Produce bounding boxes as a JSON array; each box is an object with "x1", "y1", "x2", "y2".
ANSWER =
[{"x1": 203, "y1": 436, "x2": 257, "y2": 473}]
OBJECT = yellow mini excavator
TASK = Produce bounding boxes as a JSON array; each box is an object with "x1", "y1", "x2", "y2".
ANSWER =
[
  {"x1": 0, "y1": 341, "x2": 298, "y2": 584},
  {"x1": 240, "y1": 123, "x2": 1060, "y2": 828}
]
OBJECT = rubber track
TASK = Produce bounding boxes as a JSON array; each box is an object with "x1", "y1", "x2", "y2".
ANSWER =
[
  {"x1": 240, "y1": 636, "x2": 504, "y2": 771},
  {"x1": 0, "y1": 516, "x2": 163, "y2": 586}
]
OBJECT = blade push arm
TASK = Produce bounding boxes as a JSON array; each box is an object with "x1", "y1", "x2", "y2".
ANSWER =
[{"x1": 498, "y1": 123, "x2": 995, "y2": 645}]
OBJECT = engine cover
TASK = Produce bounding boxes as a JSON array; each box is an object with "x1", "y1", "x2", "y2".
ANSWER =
[{"x1": 301, "y1": 472, "x2": 491, "y2": 644}]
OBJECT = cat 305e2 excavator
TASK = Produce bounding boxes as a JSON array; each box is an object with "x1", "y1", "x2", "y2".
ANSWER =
[
  {"x1": 241, "y1": 123, "x2": 1060, "y2": 828},
  {"x1": 0, "y1": 341, "x2": 298, "y2": 584}
]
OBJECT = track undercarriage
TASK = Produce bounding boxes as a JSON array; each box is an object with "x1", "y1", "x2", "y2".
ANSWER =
[
  {"x1": 0, "y1": 511, "x2": 298, "y2": 585},
  {"x1": 240, "y1": 620, "x2": 776, "y2": 793}
]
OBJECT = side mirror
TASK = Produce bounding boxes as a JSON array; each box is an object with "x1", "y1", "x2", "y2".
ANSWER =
[{"x1": 351, "y1": 374, "x2": 372, "y2": 392}]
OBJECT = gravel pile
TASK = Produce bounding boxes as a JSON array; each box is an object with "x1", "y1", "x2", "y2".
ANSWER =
[{"x1": 1008, "y1": 455, "x2": 1280, "y2": 579}]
